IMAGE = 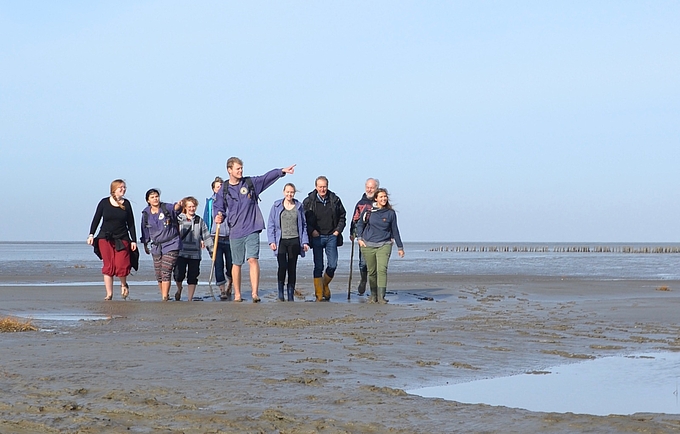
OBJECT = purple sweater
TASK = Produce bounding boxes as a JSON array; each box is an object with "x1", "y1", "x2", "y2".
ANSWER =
[
  {"x1": 140, "y1": 203, "x2": 182, "y2": 255},
  {"x1": 213, "y1": 169, "x2": 285, "y2": 240}
]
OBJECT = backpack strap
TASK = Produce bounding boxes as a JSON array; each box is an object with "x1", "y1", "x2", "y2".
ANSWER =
[
  {"x1": 362, "y1": 207, "x2": 372, "y2": 224},
  {"x1": 142, "y1": 210, "x2": 149, "y2": 232},
  {"x1": 221, "y1": 177, "x2": 259, "y2": 206},
  {"x1": 179, "y1": 218, "x2": 193, "y2": 241},
  {"x1": 179, "y1": 215, "x2": 202, "y2": 241},
  {"x1": 244, "y1": 176, "x2": 259, "y2": 202}
]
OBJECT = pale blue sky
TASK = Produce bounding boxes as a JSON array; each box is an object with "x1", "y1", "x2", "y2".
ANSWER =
[{"x1": 1, "y1": 1, "x2": 678, "y2": 242}]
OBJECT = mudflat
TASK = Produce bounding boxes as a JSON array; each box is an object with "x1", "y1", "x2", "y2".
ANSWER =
[{"x1": 2, "y1": 272, "x2": 680, "y2": 433}]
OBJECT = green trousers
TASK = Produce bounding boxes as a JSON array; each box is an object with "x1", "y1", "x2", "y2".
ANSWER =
[{"x1": 360, "y1": 243, "x2": 392, "y2": 292}]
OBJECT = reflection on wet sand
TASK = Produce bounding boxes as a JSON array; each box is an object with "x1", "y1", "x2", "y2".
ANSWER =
[{"x1": 410, "y1": 352, "x2": 680, "y2": 416}]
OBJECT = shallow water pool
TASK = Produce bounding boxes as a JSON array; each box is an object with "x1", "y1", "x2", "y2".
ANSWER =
[
  {"x1": 409, "y1": 352, "x2": 680, "y2": 416},
  {"x1": 11, "y1": 312, "x2": 116, "y2": 322}
]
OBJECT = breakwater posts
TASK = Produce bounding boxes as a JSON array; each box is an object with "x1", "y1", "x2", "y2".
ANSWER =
[{"x1": 428, "y1": 246, "x2": 680, "y2": 253}]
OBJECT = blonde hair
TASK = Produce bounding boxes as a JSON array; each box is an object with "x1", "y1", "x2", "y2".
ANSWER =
[
  {"x1": 110, "y1": 179, "x2": 126, "y2": 210},
  {"x1": 182, "y1": 196, "x2": 199, "y2": 213},
  {"x1": 227, "y1": 157, "x2": 243, "y2": 169}
]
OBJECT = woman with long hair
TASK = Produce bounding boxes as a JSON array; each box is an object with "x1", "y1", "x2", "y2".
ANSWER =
[
  {"x1": 267, "y1": 183, "x2": 309, "y2": 301},
  {"x1": 87, "y1": 179, "x2": 138, "y2": 300},
  {"x1": 356, "y1": 188, "x2": 404, "y2": 303}
]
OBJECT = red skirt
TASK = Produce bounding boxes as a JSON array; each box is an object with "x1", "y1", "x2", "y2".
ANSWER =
[{"x1": 98, "y1": 239, "x2": 131, "y2": 277}]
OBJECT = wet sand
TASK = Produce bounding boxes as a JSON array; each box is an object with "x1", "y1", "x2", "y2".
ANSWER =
[{"x1": 2, "y1": 272, "x2": 680, "y2": 433}]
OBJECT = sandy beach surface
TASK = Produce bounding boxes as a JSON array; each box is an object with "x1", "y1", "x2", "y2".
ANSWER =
[{"x1": 2, "y1": 269, "x2": 680, "y2": 433}]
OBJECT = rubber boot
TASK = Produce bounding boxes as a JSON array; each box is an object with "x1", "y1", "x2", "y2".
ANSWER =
[
  {"x1": 378, "y1": 287, "x2": 388, "y2": 304},
  {"x1": 368, "y1": 286, "x2": 378, "y2": 303},
  {"x1": 313, "y1": 277, "x2": 324, "y2": 302},
  {"x1": 277, "y1": 281, "x2": 285, "y2": 302},
  {"x1": 287, "y1": 284, "x2": 295, "y2": 302},
  {"x1": 322, "y1": 273, "x2": 333, "y2": 301},
  {"x1": 357, "y1": 270, "x2": 368, "y2": 295}
]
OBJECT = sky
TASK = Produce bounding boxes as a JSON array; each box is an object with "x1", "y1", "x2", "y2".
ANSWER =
[{"x1": 1, "y1": 1, "x2": 678, "y2": 242}]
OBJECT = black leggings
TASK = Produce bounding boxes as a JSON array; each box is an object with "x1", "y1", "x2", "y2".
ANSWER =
[{"x1": 277, "y1": 237, "x2": 300, "y2": 286}]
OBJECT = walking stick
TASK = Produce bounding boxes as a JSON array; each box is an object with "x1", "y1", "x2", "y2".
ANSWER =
[
  {"x1": 206, "y1": 221, "x2": 220, "y2": 300},
  {"x1": 347, "y1": 238, "x2": 355, "y2": 300}
]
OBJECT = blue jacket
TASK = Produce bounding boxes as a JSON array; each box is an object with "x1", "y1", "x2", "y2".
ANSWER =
[
  {"x1": 266, "y1": 198, "x2": 309, "y2": 257},
  {"x1": 204, "y1": 194, "x2": 230, "y2": 238},
  {"x1": 357, "y1": 206, "x2": 403, "y2": 249}
]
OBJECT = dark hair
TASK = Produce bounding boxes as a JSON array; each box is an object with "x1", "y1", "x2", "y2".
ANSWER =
[
  {"x1": 374, "y1": 188, "x2": 393, "y2": 210},
  {"x1": 315, "y1": 176, "x2": 329, "y2": 186},
  {"x1": 145, "y1": 188, "x2": 161, "y2": 204},
  {"x1": 211, "y1": 176, "x2": 223, "y2": 190},
  {"x1": 283, "y1": 182, "x2": 296, "y2": 192}
]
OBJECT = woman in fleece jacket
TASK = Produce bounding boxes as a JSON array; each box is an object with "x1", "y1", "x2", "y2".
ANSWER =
[
  {"x1": 267, "y1": 183, "x2": 309, "y2": 301},
  {"x1": 356, "y1": 188, "x2": 404, "y2": 304}
]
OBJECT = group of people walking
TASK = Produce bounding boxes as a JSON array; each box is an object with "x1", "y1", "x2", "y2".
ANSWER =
[{"x1": 87, "y1": 157, "x2": 404, "y2": 303}]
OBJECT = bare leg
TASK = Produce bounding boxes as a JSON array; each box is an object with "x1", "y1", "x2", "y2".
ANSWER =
[
  {"x1": 187, "y1": 284, "x2": 196, "y2": 301},
  {"x1": 232, "y1": 264, "x2": 242, "y2": 300},
  {"x1": 119, "y1": 275, "x2": 129, "y2": 299},
  {"x1": 103, "y1": 274, "x2": 114, "y2": 299},
  {"x1": 160, "y1": 281, "x2": 171, "y2": 300},
  {"x1": 248, "y1": 258, "x2": 260, "y2": 299}
]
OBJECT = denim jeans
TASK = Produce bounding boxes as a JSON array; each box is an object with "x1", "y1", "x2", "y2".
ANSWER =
[
  {"x1": 311, "y1": 234, "x2": 338, "y2": 278},
  {"x1": 358, "y1": 247, "x2": 367, "y2": 273},
  {"x1": 214, "y1": 238, "x2": 232, "y2": 286}
]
